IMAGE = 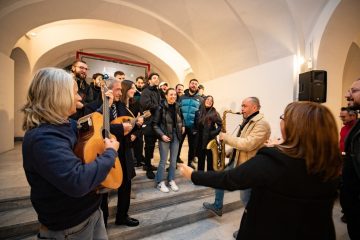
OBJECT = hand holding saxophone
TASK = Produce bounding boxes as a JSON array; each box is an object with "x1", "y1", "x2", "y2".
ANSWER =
[{"x1": 219, "y1": 132, "x2": 225, "y2": 141}]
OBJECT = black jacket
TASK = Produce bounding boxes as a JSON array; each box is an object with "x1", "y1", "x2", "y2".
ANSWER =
[
  {"x1": 139, "y1": 85, "x2": 161, "y2": 135},
  {"x1": 192, "y1": 147, "x2": 338, "y2": 240},
  {"x1": 140, "y1": 85, "x2": 161, "y2": 117},
  {"x1": 86, "y1": 82, "x2": 101, "y2": 103},
  {"x1": 341, "y1": 119, "x2": 360, "y2": 224},
  {"x1": 152, "y1": 101, "x2": 184, "y2": 141}
]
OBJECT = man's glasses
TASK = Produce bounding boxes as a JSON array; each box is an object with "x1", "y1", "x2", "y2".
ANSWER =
[{"x1": 75, "y1": 66, "x2": 89, "y2": 71}]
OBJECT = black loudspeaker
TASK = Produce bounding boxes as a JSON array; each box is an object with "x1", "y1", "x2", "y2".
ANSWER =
[{"x1": 298, "y1": 70, "x2": 327, "y2": 103}]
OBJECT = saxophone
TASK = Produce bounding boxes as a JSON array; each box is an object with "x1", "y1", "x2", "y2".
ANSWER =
[{"x1": 206, "y1": 110, "x2": 235, "y2": 171}]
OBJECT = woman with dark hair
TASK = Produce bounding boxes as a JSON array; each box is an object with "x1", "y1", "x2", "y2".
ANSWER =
[
  {"x1": 153, "y1": 88, "x2": 185, "y2": 192},
  {"x1": 112, "y1": 80, "x2": 143, "y2": 227},
  {"x1": 194, "y1": 95, "x2": 222, "y2": 171},
  {"x1": 179, "y1": 101, "x2": 342, "y2": 240}
]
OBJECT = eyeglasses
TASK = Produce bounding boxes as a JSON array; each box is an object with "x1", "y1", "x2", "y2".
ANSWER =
[
  {"x1": 75, "y1": 66, "x2": 89, "y2": 71},
  {"x1": 280, "y1": 114, "x2": 285, "y2": 120},
  {"x1": 350, "y1": 88, "x2": 360, "y2": 94}
]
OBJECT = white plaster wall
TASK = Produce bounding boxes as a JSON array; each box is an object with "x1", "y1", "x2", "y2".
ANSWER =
[
  {"x1": 204, "y1": 55, "x2": 295, "y2": 140},
  {"x1": 0, "y1": 53, "x2": 14, "y2": 152}
]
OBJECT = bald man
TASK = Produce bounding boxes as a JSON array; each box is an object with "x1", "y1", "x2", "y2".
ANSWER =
[{"x1": 203, "y1": 97, "x2": 270, "y2": 237}]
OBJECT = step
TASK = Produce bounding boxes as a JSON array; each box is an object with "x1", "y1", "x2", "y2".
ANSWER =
[
  {"x1": 107, "y1": 191, "x2": 242, "y2": 240},
  {"x1": 0, "y1": 168, "x2": 185, "y2": 212},
  {"x1": 0, "y1": 180, "x2": 217, "y2": 239},
  {"x1": 137, "y1": 207, "x2": 245, "y2": 240}
]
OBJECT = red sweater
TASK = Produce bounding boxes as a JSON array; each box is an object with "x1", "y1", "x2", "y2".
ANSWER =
[{"x1": 340, "y1": 120, "x2": 356, "y2": 152}]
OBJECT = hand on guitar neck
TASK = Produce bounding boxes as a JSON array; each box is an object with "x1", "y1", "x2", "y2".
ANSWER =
[
  {"x1": 104, "y1": 137, "x2": 119, "y2": 152},
  {"x1": 103, "y1": 89, "x2": 114, "y2": 106}
]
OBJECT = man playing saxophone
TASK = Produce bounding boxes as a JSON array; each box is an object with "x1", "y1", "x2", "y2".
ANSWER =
[{"x1": 202, "y1": 96, "x2": 270, "y2": 238}]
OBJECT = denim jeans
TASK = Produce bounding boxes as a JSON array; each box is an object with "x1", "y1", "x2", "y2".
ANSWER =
[
  {"x1": 213, "y1": 160, "x2": 252, "y2": 209},
  {"x1": 37, "y1": 207, "x2": 107, "y2": 240},
  {"x1": 156, "y1": 132, "x2": 180, "y2": 183}
]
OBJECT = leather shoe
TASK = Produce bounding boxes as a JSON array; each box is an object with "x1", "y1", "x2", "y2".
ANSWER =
[
  {"x1": 146, "y1": 170, "x2": 155, "y2": 179},
  {"x1": 115, "y1": 217, "x2": 139, "y2": 227},
  {"x1": 177, "y1": 158, "x2": 184, "y2": 163}
]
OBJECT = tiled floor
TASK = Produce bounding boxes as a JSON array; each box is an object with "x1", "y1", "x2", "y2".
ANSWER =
[{"x1": 0, "y1": 142, "x2": 351, "y2": 240}]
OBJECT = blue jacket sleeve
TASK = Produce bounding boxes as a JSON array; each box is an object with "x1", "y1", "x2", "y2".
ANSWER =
[{"x1": 31, "y1": 132, "x2": 118, "y2": 197}]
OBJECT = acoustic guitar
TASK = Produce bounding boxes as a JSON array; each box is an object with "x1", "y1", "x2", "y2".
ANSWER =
[{"x1": 74, "y1": 81, "x2": 123, "y2": 192}]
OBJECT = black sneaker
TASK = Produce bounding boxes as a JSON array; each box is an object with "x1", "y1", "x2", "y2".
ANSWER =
[
  {"x1": 203, "y1": 202, "x2": 222, "y2": 217},
  {"x1": 146, "y1": 170, "x2": 155, "y2": 179}
]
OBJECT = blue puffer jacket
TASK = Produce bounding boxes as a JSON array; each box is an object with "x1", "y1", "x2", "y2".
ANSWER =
[{"x1": 180, "y1": 89, "x2": 203, "y2": 128}]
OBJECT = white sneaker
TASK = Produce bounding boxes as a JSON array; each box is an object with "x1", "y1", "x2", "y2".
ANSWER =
[
  {"x1": 157, "y1": 181, "x2": 169, "y2": 193},
  {"x1": 169, "y1": 180, "x2": 179, "y2": 192}
]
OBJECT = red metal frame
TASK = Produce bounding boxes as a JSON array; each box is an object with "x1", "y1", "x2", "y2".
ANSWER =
[{"x1": 76, "y1": 51, "x2": 151, "y2": 76}]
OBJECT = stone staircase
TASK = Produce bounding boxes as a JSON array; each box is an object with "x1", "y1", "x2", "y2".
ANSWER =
[{"x1": 0, "y1": 170, "x2": 242, "y2": 240}]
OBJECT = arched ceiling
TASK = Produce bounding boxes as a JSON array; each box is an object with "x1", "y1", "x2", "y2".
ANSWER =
[
  {"x1": 0, "y1": 0, "x2": 331, "y2": 83},
  {"x1": 14, "y1": 19, "x2": 188, "y2": 82}
]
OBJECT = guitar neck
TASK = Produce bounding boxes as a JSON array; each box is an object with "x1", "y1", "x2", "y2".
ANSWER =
[{"x1": 102, "y1": 85, "x2": 111, "y2": 138}]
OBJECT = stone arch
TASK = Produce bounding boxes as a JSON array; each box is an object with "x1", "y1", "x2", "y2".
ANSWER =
[{"x1": 10, "y1": 47, "x2": 31, "y2": 138}]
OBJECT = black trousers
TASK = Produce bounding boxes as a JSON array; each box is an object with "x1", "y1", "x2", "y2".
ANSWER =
[
  {"x1": 340, "y1": 188, "x2": 360, "y2": 239},
  {"x1": 100, "y1": 193, "x2": 109, "y2": 227},
  {"x1": 133, "y1": 131, "x2": 145, "y2": 165},
  {"x1": 197, "y1": 148, "x2": 214, "y2": 171},
  {"x1": 116, "y1": 179, "x2": 132, "y2": 221},
  {"x1": 177, "y1": 127, "x2": 197, "y2": 166},
  {"x1": 144, "y1": 134, "x2": 157, "y2": 168}
]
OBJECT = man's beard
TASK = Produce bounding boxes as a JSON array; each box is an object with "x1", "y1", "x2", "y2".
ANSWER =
[
  {"x1": 348, "y1": 104, "x2": 360, "y2": 111},
  {"x1": 75, "y1": 72, "x2": 86, "y2": 80},
  {"x1": 189, "y1": 88, "x2": 197, "y2": 94},
  {"x1": 347, "y1": 98, "x2": 360, "y2": 111}
]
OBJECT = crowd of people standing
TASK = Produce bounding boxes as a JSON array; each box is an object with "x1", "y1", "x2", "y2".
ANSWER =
[{"x1": 20, "y1": 59, "x2": 360, "y2": 239}]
